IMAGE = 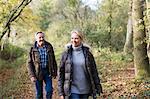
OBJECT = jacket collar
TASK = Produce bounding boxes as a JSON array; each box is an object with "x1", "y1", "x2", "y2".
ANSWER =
[
  {"x1": 32, "y1": 41, "x2": 48, "y2": 51},
  {"x1": 65, "y1": 43, "x2": 90, "y2": 50}
]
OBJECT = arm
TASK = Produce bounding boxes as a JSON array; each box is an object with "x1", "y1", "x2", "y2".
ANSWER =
[
  {"x1": 89, "y1": 52, "x2": 103, "y2": 94},
  {"x1": 50, "y1": 45, "x2": 57, "y2": 78},
  {"x1": 58, "y1": 52, "x2": 66, "y2": 96},
  {"x1": 27, "y1": 47, "x2": 36, "y2": 81}
]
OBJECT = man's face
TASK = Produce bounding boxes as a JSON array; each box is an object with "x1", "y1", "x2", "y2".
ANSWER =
[
  {"x1": 36, "y1": 33, "x2": 44, "y2": 47},
  {"x1": 71, "y1": 33, "x2": 82, "y2": 47}
]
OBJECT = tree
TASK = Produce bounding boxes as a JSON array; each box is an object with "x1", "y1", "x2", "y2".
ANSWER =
[
  {"x1": 36, "y1": 0, "x2": 53, "y2": 31},
  {"x1": 146, "y1": 0, "x2": 150, "y2": 58},
  {"x1": 0, "y1": 0, "x2": 32, "y2": 41},
  {"x1": 124, "y1": 0, "x2": 133, "y2": 54},
  {"x1": 92, "y1": 0, "x2": 128, "y2": 50},
  {"x1": 133, "y1": 0, "x2": 150, "y2": 78}
]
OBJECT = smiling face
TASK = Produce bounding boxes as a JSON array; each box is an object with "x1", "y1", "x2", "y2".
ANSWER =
[
  {"x1": 36, "y1": 32, "x2": 45, "y2": 47},
  {"x1": 71, "y1": 32, "x2": 82, "y2": 47}
]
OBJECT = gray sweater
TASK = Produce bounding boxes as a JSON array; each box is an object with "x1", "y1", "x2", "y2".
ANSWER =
[{"x1": 71, "y1": 45, "x2": 91, "y2": 94}]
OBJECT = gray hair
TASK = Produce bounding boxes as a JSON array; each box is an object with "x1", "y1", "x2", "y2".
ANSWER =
[{"x1": 35, "y1": 31, "x2": 45, "y2": 39}]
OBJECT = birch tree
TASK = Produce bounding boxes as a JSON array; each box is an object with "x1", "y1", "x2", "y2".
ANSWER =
[{"x1": 124, "y1": 0, "x2": 133, "y2": 54}]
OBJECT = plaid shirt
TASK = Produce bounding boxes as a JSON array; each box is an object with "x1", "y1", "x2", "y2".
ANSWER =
[{"x1": 38, "y1": 45, "x2": 48, "y2": 68}]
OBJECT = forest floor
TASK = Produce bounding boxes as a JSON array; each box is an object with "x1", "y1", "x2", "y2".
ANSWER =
[{"x1": 0, "y1": 62, "x2": 150, "y2": 99}]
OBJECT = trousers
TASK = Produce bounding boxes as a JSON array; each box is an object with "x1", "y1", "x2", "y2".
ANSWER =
[{"x1": 35, "y1": 69, "x2": 53, "y2": 99}]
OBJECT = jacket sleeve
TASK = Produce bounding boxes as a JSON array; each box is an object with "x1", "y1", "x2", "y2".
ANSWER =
[
  {"x1": 58, "y1": 52, "x2": 66, "y2": 96},
  {"x1": 89, "y1": 51, "x2": 103, "y2": 94},
  {"x1": 51, "y1": 45, "x2": 57, "y2": 78},
  {"x1": 27, "y1": 47, "x2": 36, "y2": 78}
]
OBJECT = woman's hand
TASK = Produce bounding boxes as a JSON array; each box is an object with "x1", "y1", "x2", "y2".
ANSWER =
[{"x1": 59, "y1": 95, "x2": 64, "y2": 99}]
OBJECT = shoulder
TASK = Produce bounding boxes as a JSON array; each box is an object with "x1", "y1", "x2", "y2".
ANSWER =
[
  {"x1": 45, "y1": 41, "x2": 52, "y2": 46},
  {"x1": 82, "y1": 43, "x2": 91, "y2": 51},
  {"x1": 44, "y1": 41, "x2": 54, "y2": 50},
  {"x1": 61, "y1": 43, "x2": 72, "y2": 59},
  {"x1": 82, "y1": 44, "x2": 94, "y2": 57},
  {"x1": 28, "y1": 42, "x2": 36, "y2": 52},
  {"x1": 64, "y1": 43, "x2": 72, "y2": 50}
]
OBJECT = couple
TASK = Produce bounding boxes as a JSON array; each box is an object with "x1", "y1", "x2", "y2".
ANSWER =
[{"x1": 27, "y1": 29, "x2": 103, "y2": 99}]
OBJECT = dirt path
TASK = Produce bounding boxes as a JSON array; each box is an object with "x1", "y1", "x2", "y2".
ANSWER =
[
  {"x1": 0, "y1": 69, "x2": 14, "y2": 85},
  {"x1": 1, "y1": 64, "x2": 149, "y2": 99},
  {"x1": 0, "y1": 67, "x2": 59, "y2": 99},
  {"x1": 102, "y1": 68, "x2": 135, "y2": 98},
  {"x1": 0, "y1": 67, "x2": 135, "y2": 98}
]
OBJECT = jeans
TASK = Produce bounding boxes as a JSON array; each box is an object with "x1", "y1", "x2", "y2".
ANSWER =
[
  {"x1": 35, "y1": 69, "x2": 53, "y2": 99},
  {"x1": 69, "y1": 93, "x2": 89, "y2": 99}
]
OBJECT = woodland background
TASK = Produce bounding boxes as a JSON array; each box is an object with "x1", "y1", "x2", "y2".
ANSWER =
[{"x1": 0, "y1": 0, "x2": 150, "y2": 98}]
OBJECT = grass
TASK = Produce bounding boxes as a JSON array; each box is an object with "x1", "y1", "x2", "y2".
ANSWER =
[{"x1": 0, "y1": 59, "x2": 12, "y2": 69}]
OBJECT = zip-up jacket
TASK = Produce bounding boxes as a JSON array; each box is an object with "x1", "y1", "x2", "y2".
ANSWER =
[
  {"x1": 27, "y1": 41, "x2": 57, "y2": 80},
  {"x1": 58, "y1": 44, "x2": 102, "y2": 97}
]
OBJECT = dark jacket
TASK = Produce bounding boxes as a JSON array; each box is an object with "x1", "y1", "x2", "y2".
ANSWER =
[
  {"x1": 27, "y1": 41, "x2": 57, "y2": 80},
  {"x1": 58, "y1": 44, "x2": 102, "y2": 97}
]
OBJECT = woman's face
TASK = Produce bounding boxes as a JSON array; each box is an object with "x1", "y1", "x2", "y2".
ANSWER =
[{"x1": 71, "y1": 33, "x2": 82, "y2": 47}]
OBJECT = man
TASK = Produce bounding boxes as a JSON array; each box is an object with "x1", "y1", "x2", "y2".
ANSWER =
[{"x1": 27, "y1": 31, "x2": 57, "y2": 99}]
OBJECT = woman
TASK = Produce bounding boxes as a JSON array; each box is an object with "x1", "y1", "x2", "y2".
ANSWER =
[{"x1": 58, "y1": 29, "x2": 102, "y2": 99}]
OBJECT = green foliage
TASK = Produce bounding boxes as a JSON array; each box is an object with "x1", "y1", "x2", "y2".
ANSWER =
[
  {"x1": 0, "y1": 0, "x2": 129, "y2": 52},
  {"x1": 35, "y1": 0, "x2": 53, "y2": 31},
  {"x1": 67, "y1": 0, "x2": 79, "y2": 8},
  {"x1": 0, "y1": 0, "x2": 38, "y2": 47},
  {"x1": 84, "y1": 0, "x2": 129, "y2": 50},
  {"x1": 0, "y1": 0, "x2": 18, "y2": 35},
  {"x1": 0, "y1": 43, "x2": 25, "y2": 61},
  {"x1": 94, "y1": 47, "x2": 133, "y2": 64},
  {"x1": 0, "y1": 59, "x2": 11, "y2": 69},
  {"x1": 46, "y1": 20, "x2": 72, "y2": 47}
]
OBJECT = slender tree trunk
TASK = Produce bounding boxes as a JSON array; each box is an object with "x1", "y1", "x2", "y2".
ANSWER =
[
  {"x1": 146, "y1": 0, "x2": 150, "y2": 58},
  {"x1": 124, "y1": 0, "x2": 133, "y2": 54},
  {"x1": 133, "y1": 0, "x2": 150, "y2": 78},
  {"x1": 108, "y1": 0, "x2": 113, "y2": 50}
]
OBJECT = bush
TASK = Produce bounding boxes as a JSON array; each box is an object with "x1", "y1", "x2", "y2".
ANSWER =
[{"x1": 0, "y1": 43, "x2": 25, "y2": 61}]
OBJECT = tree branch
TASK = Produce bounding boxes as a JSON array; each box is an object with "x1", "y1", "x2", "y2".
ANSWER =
[{"x1": 0, "y1": 0, "x2": 32, "y2": 41}]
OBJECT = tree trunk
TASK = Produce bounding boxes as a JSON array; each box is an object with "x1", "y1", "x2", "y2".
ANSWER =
[
  {"x1": 146, "y1": 0, "x2": 150, "y2": 59},
  {"x1": 133, "y1": 0, "x2": 150, "y2": 78},
  {"x1": 108, "y1": 0, "x2": 113, "y2": 50},
  {"x1": 124, "y1": 0, "x2": 133, "y2": 54}
]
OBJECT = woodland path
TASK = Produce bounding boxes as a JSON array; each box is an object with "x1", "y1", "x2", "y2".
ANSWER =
[{"x1": 0, "y1": 63, "x2": 150, "y2": 99}]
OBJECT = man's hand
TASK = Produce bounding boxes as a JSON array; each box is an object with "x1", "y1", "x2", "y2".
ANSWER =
[{"x1": 30, "y1": 77, "x2": 37, "y2": 82}]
